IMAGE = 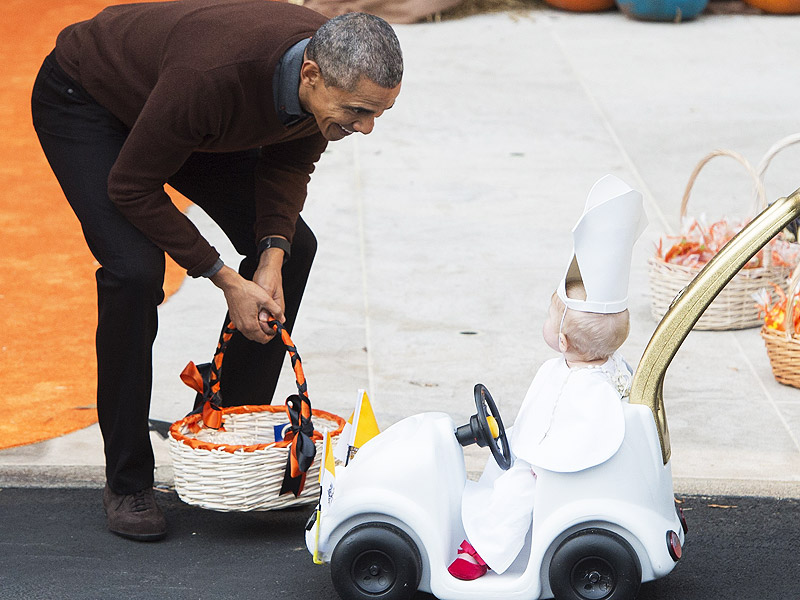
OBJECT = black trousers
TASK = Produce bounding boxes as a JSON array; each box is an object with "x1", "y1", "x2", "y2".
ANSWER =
[{"x1": 31, "y1": 52, "x2": 316, "y2": 494}]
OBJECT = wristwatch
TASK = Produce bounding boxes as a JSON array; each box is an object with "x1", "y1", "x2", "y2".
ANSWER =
[{"x1": 257, "y1": 236, "x2": 291, "y2": 264}]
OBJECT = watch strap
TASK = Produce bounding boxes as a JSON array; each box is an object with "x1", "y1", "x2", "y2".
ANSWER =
[{"x1": 257, "y1": 236, "x2": 291, "y2": 264}]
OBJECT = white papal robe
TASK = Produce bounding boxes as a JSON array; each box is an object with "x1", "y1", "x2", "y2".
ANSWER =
[{"x1": 460, "y1": 353, "x2": 631, "y2": 574}]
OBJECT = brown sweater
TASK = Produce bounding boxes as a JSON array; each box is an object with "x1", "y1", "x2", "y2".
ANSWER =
[{"x1": 55, "y1": 0, "x2": 329, "y2": 277}]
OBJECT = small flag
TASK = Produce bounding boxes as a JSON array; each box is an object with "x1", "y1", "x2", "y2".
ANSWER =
[
  {"x1": 351, "y1": 389, "x2": 380, "y2": 448},
  {"x1": 319, "y1": 430, "x2": 336, "y2": 511},
  {"x1": 334, "y1": 389, "x2": 380, "y2": 464},
  {"x1": 333, "y1": 410, "x2": 354, "y2": 464},
  {"x1": 313, "y1": 429, "x2": 336, "y2": 565}
]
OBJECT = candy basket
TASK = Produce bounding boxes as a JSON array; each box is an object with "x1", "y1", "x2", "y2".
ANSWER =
[{"x1": 168, "y1": 321, "x2": 345, "y2": 511}]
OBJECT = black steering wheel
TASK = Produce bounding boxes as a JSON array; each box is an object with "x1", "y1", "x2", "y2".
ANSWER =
[{"x1": 454, "y1": 384, "x2": 512, "y2": 470}]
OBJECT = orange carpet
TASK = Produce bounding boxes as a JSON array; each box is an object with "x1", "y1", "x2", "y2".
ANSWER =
[{"x1": 0, "y1": 0, "x2": 189, "y2": 449}]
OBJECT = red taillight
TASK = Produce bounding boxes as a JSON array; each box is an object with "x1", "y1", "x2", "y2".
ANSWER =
[{"x1": 667, "y1": 530, "x2": 682, "y2": 561}]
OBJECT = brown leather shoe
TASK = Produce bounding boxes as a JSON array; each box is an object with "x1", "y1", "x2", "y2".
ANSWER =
[{"x1": 103, "y1": 484, "x2": 167, "y2": 541}]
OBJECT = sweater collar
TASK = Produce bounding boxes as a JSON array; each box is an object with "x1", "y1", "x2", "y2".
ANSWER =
[{"x1": 273, "y1": 38, "x2": 311, "y2": 127}]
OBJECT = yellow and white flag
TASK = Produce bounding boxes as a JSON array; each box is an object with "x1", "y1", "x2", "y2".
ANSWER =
[
  {"x1": 334, "y1": 389, "x2": 380, "y2": 464},
  {"x1": 319, "y1": 429, "x2": 336, "y2": 511},
  {"x1": 313, "y1": 429, "x2": 336, "y2": 565}
]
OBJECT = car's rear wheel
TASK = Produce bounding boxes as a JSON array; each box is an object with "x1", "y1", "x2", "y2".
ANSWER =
[
  {"x1": 549, "y1": 528, "x2": 641, "y2": 600},
  {"x1": 330, "y1": 522, "x2": 421, "y2": 600}
]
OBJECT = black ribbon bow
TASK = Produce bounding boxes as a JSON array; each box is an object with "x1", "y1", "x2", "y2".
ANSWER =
[{"x1": 279, "y1": 394, "x2": 317, "y2": 497}]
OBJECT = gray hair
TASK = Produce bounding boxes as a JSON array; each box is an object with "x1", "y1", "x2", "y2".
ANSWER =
[{"x1": 306, "y1": 12, "x2": 403, "y2": 91}]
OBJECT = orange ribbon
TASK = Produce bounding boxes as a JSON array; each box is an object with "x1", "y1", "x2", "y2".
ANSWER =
[{"x1": 180, "y1": 362, "x2": 204, "y2": 394}]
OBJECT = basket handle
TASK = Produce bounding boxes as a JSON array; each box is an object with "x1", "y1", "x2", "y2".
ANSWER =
[
  {"x1": 756, "y1": 133, "x2": 800, "y2": 195},
  {"x1": 679, "y1": 149, "x2": 768, "y2": 266},
  {"x1": 756, "y1": 135, "x2": 800, "y2": 241},
  {"x1": 198, "y1": 317, "x2": 317, "y2": 497},
  {"x1": 183, "y1": 317, "x2": 311, "y2": 428},
  {"x1": 680, "y1": 149, "x2": 767, "y2": 219}
]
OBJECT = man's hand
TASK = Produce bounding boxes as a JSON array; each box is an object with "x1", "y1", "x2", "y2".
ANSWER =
[
  {"x1": 209, "y1": 257, "x2": 285, "y2": 343},
  {"x1": 253, "y1": 244, "x2": 287, "y2": 336}
]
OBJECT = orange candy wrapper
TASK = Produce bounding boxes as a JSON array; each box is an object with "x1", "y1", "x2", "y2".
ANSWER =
[
  {"x1": 655, "y1": 216, "x2": 800, "y2": 270},
  {"x1": 753, "y1": 284, "x2": 800, "y2": 334}
]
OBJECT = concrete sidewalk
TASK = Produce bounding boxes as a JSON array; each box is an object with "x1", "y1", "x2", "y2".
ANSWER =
[{"x1": 3, "y1": 7, "x2": 800, "y2": 498}]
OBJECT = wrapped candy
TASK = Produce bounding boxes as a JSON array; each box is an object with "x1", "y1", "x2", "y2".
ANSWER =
[
  {"x1": 656, "y1": 215, "x2": 800, "y2": 270},
  {"x1": 753, "y1": 284, "x2": 800, "y2": 334}
]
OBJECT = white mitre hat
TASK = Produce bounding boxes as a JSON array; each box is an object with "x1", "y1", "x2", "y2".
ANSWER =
[{"x1": 557, "y1": 174, "x2": 647, "y2": 314}]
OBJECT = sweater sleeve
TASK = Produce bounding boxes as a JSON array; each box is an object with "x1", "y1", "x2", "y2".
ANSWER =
[
  {"x1": 254, "y1": 131, "x2": 328, "y2": 243},
  {"x1": 107, "y1": 68, "x2": 222, "y2": 277}
]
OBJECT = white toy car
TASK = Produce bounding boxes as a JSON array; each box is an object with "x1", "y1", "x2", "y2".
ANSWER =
[{"x1": 305, "y1": 191, "x2": 800, "y2": 600}]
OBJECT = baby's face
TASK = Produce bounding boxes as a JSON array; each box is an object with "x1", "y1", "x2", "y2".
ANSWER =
[{"x1": 542, "y1": 295, "x2": 563, "y2": 353}]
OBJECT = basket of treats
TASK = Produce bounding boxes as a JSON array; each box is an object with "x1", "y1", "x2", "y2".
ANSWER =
[
  {"x1": 755, "y1": 263, "x2": 800, "y2": 389},
  {"x1": 648, "y1": 149, "x2": 799, "y2": 330},
  {"x1": 168, "y1": 320, "x2": 345, "y2": 511}
]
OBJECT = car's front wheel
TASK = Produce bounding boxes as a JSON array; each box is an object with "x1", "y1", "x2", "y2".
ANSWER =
[
  {"x1": 330, "y1": 522, "x2": 422, "y2": 600},
  {"x1": 549, "y1": 528, "x2": 641, "y2": 600}
]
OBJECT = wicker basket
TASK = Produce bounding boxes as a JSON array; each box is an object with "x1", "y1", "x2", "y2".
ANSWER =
[
  {"x1": 168, "y1": 319, "x2": 345, "y2": 511},
  {"x1": 648, "y1": 149, "x2": 792, "y2": 330},
  {"x1": 760, "y1": 263, "x2": 800, "y2": 389},
  {"x1": 169, "y1": 405, "x2": 345, "y2": 511}
]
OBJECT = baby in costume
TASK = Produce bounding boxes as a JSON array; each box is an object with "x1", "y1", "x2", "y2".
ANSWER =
[{"x1": 448, "y1": 174, "x2": 647, "y2": 580}]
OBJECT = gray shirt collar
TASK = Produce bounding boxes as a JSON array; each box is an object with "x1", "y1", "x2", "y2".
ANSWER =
[{"x1": 273, "y1": 38, "x2": 311, "y2": 126}]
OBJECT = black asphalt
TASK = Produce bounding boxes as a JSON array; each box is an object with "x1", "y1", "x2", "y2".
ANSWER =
[{"x1": 0, "y1": 488, "x2": 798, "y2": 600}]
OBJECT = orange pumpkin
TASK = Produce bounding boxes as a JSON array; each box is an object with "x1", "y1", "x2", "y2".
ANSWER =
[
  {"x1": 743, "y1": 0, "x2": 800, "y2": 13},
  {"x1": 544, "y1": 0, "x2": 616, "y2": 11}
]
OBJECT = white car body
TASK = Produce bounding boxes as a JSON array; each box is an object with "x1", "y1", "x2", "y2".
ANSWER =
[{"x1": 307, "y1": 401, "x2": 683, "y2": 599}]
